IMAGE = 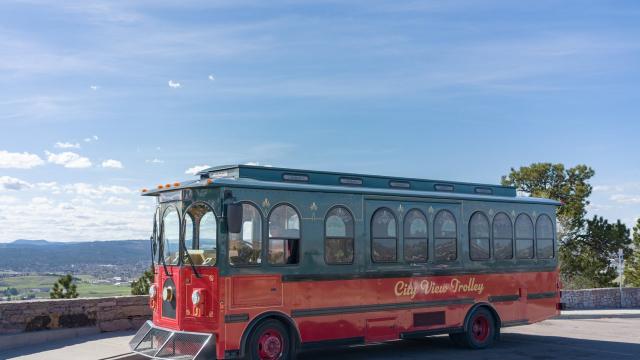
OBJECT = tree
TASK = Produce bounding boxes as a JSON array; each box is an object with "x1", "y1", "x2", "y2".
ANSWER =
[
  {"x1": 501, "y1": 163, "x2": 595, "y2": 237},
  {"x1": 624, "y1": 218, "x2": 640, "y2": 287},
  {"x1": 562, "y1": 216, "x2": 632, "y2": 288},
  {"x1": 131, "y1": 267, "x2": 154, "y2": 295},
  {"x1": 501, "y1": 163, "x2": 596, "y2": 284},
  {"x1": 50, "y1": 274, "x2": 79, "y2": 299}
]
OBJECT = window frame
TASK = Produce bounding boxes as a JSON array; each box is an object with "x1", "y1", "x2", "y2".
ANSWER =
[
  {"x1": 324, "y1": 205, "x2": 356, "y2": 265},
  {"x1": 183, "y1": 201, "x2": 219, "y2": 266},
  {"x1": 515, "y1": 213, "x2": 535, "y2": 259},
  {"x1": 469, "y1": 211, "x2": 491, "y2": 261},
  {"x1": 370, "y1": 207, "x2": 399, "y2": 263},
  {"x1": 228, "y1": 201, "x2": 264, "y2": 267},
  {"x1": 403, "y1": 208, "x2": 429, "y2": 263},
  {"x1": 492, "y1": 212, "x2": 514, "y2": 260},
  {"x1": 433, "y1": 209, "x2": 458, "y2": 261},
  {"x1": 161, "y1": 205, "x2": 181, "y2": 266},
  {"x1": 267, "y1": 203, "x2": 302, "y2": 266},
  {"x1": 535, "y1": 214, "x2": 555, "y2": 259}
]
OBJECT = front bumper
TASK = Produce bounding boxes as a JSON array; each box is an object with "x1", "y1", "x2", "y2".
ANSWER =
[{"x1": 129, "y1": 321, "x2": 216, "y2": 360}]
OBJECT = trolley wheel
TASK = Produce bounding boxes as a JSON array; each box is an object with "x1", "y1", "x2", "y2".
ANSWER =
[
  {"x1": 246, "y1": 319, "x2": 293, "y2": 360},
  {"x1": 456, "y1": 307, "x2": 496, "y2": 349}
]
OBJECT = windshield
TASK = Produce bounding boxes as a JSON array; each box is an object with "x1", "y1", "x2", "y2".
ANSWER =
[
  {"x1": 184, "y1": 203, "x2": 217, "y2": 266},
  {"x1": 162, "y1": 207, "x2": 180, "y2": 265}
]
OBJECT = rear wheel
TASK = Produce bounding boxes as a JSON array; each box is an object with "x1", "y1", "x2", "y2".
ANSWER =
[
  {"x1": 246, "y1": 319, "x2": 293, "y2": 360},
  {"x1": 453, "y1": 307, "x2": 496, "y2": 349}
]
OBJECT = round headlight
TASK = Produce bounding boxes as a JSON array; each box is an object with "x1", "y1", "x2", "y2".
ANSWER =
[
  {"x1": 191, "y1": 290, "x2": 202, "y2": 305},
  {"x1": 162, "y1": 285, "x2": 173, "y2": 302},
  {"x1": 149, "y1": 284, "x2": 157, "y2": 298}
]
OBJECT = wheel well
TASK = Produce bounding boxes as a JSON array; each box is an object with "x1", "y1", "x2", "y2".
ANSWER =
[
  {"x1": 463, "y1": 303, "x2": 502, "y2": 334},
  {"x1": 239, "y1": 311, "x2": 301, "y2": 358}
]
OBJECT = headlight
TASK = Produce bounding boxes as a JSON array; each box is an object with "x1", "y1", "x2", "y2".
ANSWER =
[
  {"x1": 191, "y1": 290, "x2": 202, "y2": 305},
  {"x1": 149, "y1": 284, "x2": 157, "y2": 298}
]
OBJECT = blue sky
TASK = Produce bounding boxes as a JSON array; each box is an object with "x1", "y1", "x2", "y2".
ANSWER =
[{"x1": 0, "y1": 0, "x2": 639, "y2": 241}]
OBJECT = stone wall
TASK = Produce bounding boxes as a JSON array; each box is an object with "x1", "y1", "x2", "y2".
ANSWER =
[
  {"x1": 0, "y1": 296, "x2": 151, "y2": 335},
  {"x1": 561, "y1": 287, "x2": 640, "y2": 309}
]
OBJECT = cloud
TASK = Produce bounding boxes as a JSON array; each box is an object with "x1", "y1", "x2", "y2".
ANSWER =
[
  {"x1": 84, "y1": 135, "x2": 99, "y2": 142},
  {"x1": 0, "y1": 150, "x2": 45, "y2": 169},
  {"x1": 101, "y1": 159, "x2": 123, "y2": 169},
  {"x1": 146, "y1": 158, "x2": 164, "y2": 164},
  {"x1": 185, "y1": 165, "x2": 210, "y2": 175},
  {"x1": 208, "y1": 74, "x2": 215, "y2": 81},
  {"x1": 0, "y1": 176, "x2": 32, "y2": 191},
  {"x1": 168, "y1": 80, "x2": 181, "y2": 88},
  {"x1": 105, "y1": 196, "x2": 131, "y2": 206},
  {"x1": 55, "y1": 141, "x2": 80, "y2": 149},
  {"x1": 63, "y1": 183, "x2": 134, "y2": 198},
  {"x1": 0, "y1": 195, "x2": 18, "y2": 204},
  {"x1": 610, "y1": 194, "x2": 640, "y2": 204},
  {"x1": 45, "y1": 151, "x2": 92, "y2": 168},
  {"x1": 90, "y1": 85, "x2": 99, "y2": 91}
]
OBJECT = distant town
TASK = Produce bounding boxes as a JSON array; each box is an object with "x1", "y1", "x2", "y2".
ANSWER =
[{"x1": 0, "y1": 239, "x2": 149, "y2": 301}]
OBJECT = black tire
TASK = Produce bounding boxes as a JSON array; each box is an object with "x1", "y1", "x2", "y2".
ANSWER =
[
  {"x1": 457, "y1": 307, "x2": 496, "y2": 349},
  {"x1": 246, "y1": 319, "x2": 293, "y2": 360}
]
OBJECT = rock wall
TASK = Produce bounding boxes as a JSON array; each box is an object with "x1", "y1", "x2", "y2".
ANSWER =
[
  {"x1": 0, "y1": 296, "x2": 151, "y2": 335},
  {"x1": 561, "y1": 287, "x2": 640, "y2": 309}
]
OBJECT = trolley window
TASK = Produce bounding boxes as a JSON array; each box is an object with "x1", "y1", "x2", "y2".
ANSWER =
[
  {"x1": 229, "y1": 203, "x2": 262, "y2": 266},
  {"x1": 325, "y1": 206, "x2": 355, "y2": 264},
  {"x1": 371, "y1": 208, "x2": 397, "y2": 262},
  {"x1": 268, "y1": 204, "x2": 300, "y2": 265},
  {"x1": 434, "y1": 210, "x2": 457, "y2": 261},
  {"x1": 403, "y1": 209, "x2": 428, "y2": 262}
]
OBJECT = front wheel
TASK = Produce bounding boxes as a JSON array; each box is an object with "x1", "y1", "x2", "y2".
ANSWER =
[
  {"x1": 246, "y1": 319, "x2": 293, "y2": 360},
  {"x1": 452, "y1": 307, "x2": 496, "y2": 349}
]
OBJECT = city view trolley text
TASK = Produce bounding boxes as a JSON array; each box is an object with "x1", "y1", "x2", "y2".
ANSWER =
[{"x1": 129, "y1": 165, "x2": 562, "y2": 360}]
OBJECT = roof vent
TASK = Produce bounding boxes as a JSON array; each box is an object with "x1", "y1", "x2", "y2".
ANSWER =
[
  {"x1": 282, "y1": 173, "x2": 309, "y2": 182},
  {"x1": 474, "y1": 187, "x2": 493, "y2": 195},
  {"x1": 389, "y1": 180, "x2": 411, "y2": 189},
  {"x1": 340, "y1": 177, "x2": 363, "y2": 186},
  {"x1": 434, "y1": 184, "x2": 454, "y2": 192}
]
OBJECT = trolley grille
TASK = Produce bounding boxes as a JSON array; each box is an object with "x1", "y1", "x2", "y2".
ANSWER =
[{"x1": 129, "y1": 321, "x2": 214, "y2": 360}]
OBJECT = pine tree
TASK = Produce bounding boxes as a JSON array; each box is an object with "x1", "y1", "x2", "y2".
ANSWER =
[
  {"x1": 131, "y1": 268, "x2": 155, "y2": 295},
  {"x1": 624, "y1": 219, "x2": 640, "y2": 287},
  {"x1": 50, "y1": 274, "x2": 79, "y2": 299}
]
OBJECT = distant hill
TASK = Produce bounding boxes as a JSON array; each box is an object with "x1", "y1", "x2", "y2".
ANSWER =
[{"x1": 0, "y1": 240, "x2": 150, "y2": 274}]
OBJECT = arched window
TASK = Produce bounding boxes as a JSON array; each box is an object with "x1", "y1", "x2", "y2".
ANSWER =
[
  {"x1": 493, "y1": 212, "x2": 513, "y2": 260},
  {"x1": 536, "y1": 215, "x2": 554, "y2": 259},
  {"x1": 434, "y1": 210, "x2": 457, "y2": 261},
  {"x1": 162, "y1": 207, "x2": 180, "y2": 265},
  {"x1": 268, "y1": 204, "x2": 300, "y2": 265},
  {"x1": 184, "y1": 203, "x2": 217, "y2": 266},
  {"x1": 404, "y1": 209, "x2": 428, "y2": 262},
  {"x1": 469, "y1": 212, "x2": 490, "y2": 260},
  {"x1": 229, "y1": 203, "x2": 262, "y2": 266},
  {"x1": 515, "y1": 214, "x2": 534, "y2": 259},
  {"x1": 371, "y1": 208, "x2": 397, "y2": 262},
  {"x1": 325, "y1": 206, "x2": 355, "y2": 264}
]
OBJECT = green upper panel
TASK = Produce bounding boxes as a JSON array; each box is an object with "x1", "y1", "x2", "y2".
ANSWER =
[{"x1": 196, "y1": 164, "x2": 516, "y2": 197}]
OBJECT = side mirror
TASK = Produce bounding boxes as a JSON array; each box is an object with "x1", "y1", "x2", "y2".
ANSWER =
[{"x1": 227, "y1": 203, "x2": 243, "y2": 234}]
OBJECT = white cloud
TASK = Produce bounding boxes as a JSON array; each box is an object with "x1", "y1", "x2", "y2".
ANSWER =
[
  {"x1": 105, "y1": 196, "x2": 131, "y2": 206},
  {"x1": 63, "y1": 183, "x2": 134, "y2": 198},
  {"x1": 168, "y1": 80, "x2": 181, "y2": 88},
  {"x1": 0, "y1": 150, "x2": 45, "y2": 169},
  {"x1": 0, "y1": 195, "x2": 18, "y2": 204},
  {"x1": 208, "y1": 74, "x2": 215, "y2": 81},
  {"x1": 101, "y1": 159, "x2": 123, "y2": 169},
  {"x1": 55, "y1": 141, "x2": 80, "y2": 149},
  {"x1": 610, "y1": 194, "x2": 640, "y2": 204},
  {"x1": 146, "y1": 158, "x2": 164, "y2": 164},
  {"x1": 84, "y1": 135, "x2": 99, "y2": 142},
  {"x1": 185, "y1": 165, "x2": 210, "y2": 175},
  {"x1": 46, "y1": 151, "x2": 92, "y2": 168},
  {"x1": 0, "y1": 176, "x2": 32, "y2": 191},
  {"x1": 90, "y1": 85, "x2": 99, "y2": 91},
  {"x1": 31, "y1": 196, "x2": 54, "y2": 206}
]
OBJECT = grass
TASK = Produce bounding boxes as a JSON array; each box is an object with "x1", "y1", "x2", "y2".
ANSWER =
[{"x1": 0, "y1": 274, "x2": 132, "y2": 299}]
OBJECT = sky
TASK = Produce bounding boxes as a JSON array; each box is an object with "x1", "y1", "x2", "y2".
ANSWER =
[{"x1": 0, "y1": 0, "x2": 639, "y2": 242}]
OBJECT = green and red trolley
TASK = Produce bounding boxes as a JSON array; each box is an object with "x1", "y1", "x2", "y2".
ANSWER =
[{"x1": 129, "y1": 165, "x2": 561, "y2": 359}]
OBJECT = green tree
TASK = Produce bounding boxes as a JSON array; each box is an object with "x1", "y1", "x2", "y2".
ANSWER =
[
  {"x1": 563, "y1": 216, "x2": 632, "y2": 288},
  {"x1": 624, "y1": 218, "x2": 640, "y2": 287},
  {"x1": 501, "y1": 163, "x2": 596, "y2": 284},
  {"x1": 50, "y1": 274, "x2": 79, "y2": 299},
  {"x1": 131, "y1": 268, "x2": 154, "y2": 295}
]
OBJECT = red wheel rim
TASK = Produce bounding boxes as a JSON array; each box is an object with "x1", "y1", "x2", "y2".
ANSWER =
[
  {"x1": 258, "y1": 328, "x2": 284, "y2": 360},
  {"x1": 471, "y1": 314, "x2": 490, "y2": 342}
]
